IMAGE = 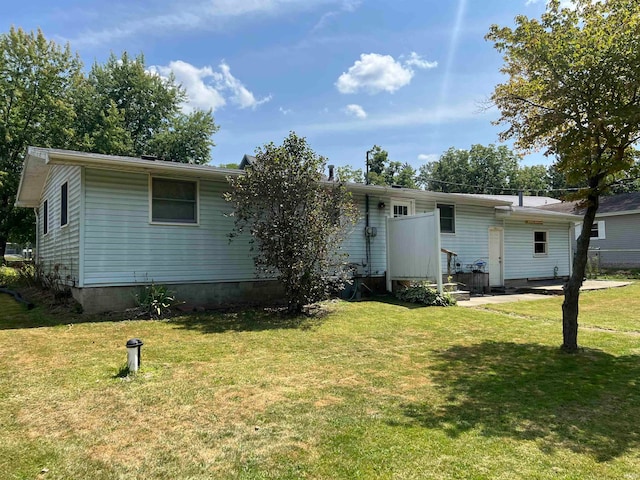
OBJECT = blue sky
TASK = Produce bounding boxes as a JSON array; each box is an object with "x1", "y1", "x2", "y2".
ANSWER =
[{"x1": 4, "y1": 0, "x2": 554, "y2": 170}]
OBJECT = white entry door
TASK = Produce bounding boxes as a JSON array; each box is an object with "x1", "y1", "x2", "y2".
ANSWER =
[{"x1": 488, "y1": 227, "x2": 504, "y2": 287}]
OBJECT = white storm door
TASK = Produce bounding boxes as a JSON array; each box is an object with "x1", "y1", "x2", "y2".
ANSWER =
[{"x1": 488, "y1": 227, "x2": 504, "y2": 287}]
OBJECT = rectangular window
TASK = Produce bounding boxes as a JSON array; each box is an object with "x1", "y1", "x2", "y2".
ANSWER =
[
  {"x1": 43, "y1": 200, "x2": 49, "y2": 235},
  {"x1": 393, "y1": 204, "x2": 409, "y2": 217},
  {"x1": 590, "y1": 221, "x2": 606, "y2": 240},
  {"x1": 534, "y1": 231, "x2": 548, "y2": 256},
  {"x1": 390, "y1": 199, "x2": 414, "y2": 218},
  {"x1": 60, "y1": 182, "x2": 68, "y2": 227},
  {"x1": 151, "y1": 177, "x2": 198, "y2": 224},
  {"x1": 438, "y1": 204, "x2": 455, "y2": 233}
]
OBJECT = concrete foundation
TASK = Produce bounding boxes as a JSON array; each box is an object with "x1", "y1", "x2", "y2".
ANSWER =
[{"x1": 72, "y1": 279, "x2": 285, "y2": 314}]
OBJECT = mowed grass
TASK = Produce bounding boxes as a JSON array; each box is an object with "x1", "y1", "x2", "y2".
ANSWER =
[{"x1": 1, "y1": 284, "x2": 640, "y2": 479}]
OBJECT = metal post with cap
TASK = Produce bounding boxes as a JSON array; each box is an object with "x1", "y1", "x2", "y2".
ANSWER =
[{"x1": 126, "y1": 338, "x2": 144, "y2": 372}]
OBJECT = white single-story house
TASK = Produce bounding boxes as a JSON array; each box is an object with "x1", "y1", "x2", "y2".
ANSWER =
[{"x1": 16, "y1": 147, "x2": 581, "y2": 313}]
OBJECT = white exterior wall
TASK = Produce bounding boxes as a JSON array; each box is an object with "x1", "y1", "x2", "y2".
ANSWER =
[
  {"x1": 504, "y1": 220, "x2": 571, "y2": 280},
  {"x1": 340, "y1": 193, "x2": 389, "y2": 276},
  {"x1": 37, "y1": 165, "x2": 82, "y2": 286},
  {"x1": 438, "y1": 204, "x2": 503, "y2": 270},
  {"x1": 82, "y1": 168, "x2": 256, "y2": 286}
]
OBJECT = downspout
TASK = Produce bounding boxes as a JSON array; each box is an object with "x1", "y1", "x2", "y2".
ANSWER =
[{"x1": 365, "y1": 149, "x2": 373, "y2": 278}]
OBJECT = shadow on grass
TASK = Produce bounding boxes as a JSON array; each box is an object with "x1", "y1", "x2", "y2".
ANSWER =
[
  {"x1": 396, "y1": 342, "x2": 640, "y2": 462},
  {"x1": 362, "y1": 294, "x2": 437, "y2": 310},
  {"x1": 169, "y1": 308, "x2": 327, "y2": 334}
]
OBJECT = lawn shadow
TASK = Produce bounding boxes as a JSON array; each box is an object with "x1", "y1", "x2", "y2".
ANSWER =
[
  {"x1": 363, "y1": 294, "x2": 435, "y2": 310},
  {"x1": 169, "y1": 307, "x2": 327, "y2": 334},
  {"x1": 396, "y1": 342, "x2": 640, "y2": 462}
]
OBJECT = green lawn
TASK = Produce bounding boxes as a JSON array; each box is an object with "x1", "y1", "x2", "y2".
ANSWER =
[{"x1": 1, "y1": 283, "x2": 639, "y2": 479}]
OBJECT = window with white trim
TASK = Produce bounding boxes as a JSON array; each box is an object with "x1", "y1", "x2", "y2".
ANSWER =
[
  {"x1": 437, "y1": 203, "x2": 455, "y2": 233},
  {"x1": 43, "y1": 199, "x2": 49, "y2": 235},
  {"x1": 151, "y1": 177, "x2": 198, "y2": 224},
  {"x1": 60, "y1": 182, "x2": 68, "y2": 227},
  {"x1": 534, "y1": 231, "x2": 548, "y2": 256},
  {"x1": 390, "y1": 199, "x2": 414, "y2": 218},
  {"x1": 590, "y1": 220, "x2": 606, "y2": 240}
]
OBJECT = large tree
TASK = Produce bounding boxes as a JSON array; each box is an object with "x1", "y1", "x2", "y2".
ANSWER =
[
  {"x1": 225, "y1": 132, "x2": 359, "y2": 313},
  {"x1": 0, "y1": 27, "x2": 82, "y2": 262},
  {"x1": 487, "y1": 0, "x2": 640, "y2": 352},
  {"x1": 73, "y1": 52, "x2": 218, "y2": 164}
]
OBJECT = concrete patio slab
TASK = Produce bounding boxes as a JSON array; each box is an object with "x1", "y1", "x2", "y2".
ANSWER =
[{"x1": 457, "y1": 280, "x2": 633, "y2": 307}]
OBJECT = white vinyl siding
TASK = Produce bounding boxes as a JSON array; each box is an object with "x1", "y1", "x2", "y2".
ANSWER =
[
  {"x1": 82, "y1": 168, "x2": 256, "y2": 286},
  {"x1": 37, "y1": 165, "x2": 81, "y2": 287},
  {"x1": 438, "y1": 204, "x2": 502, "y2": 271},
  {"x1": 504, "y1": 221, "x2": 570, "y2": 280}
]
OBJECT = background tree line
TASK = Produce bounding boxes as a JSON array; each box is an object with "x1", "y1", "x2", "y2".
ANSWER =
[
  {"x1": 0, "y1": 27, "x2": 218, "y2": 261},
  {"x1": 337, "y1": 143, "x2": 640, "y2": 198}
]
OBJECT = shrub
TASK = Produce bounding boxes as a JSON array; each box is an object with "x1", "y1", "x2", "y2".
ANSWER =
[
  {"x1": 396, "y1": 282, "x2": 456, "y2": 307},
  {"x1": 0, "y1": 266, "x2": 20, "y2": 287},
  {"x1": 136, "y1": 283, "x2": 175, "y2": 318}
]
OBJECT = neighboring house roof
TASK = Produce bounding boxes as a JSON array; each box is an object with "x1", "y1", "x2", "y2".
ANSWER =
[
  {"x1": 15, "y1": 147, "x2": 581, "y2": 224},
  {"x1": 460, "y1": 194, "x2": 561, "y2": 207},
  {"x1": 539, "y1": 192, "x2": 640, "y2": 217},
  {"x1": 239, "y1": 154, "x2": 256, "y2": 169}
]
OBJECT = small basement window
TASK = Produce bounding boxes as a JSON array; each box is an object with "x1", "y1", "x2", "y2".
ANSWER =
[
  {"x1": 437, "y1": 203, "x2": 455, "y2": 233},
  {"x1": 151, "y1": 177, "x2": 198, "y2": 224},
  {"x1": 60, "y1": 182, "x2": 68, "y2": 227},
  {"x1": 534, "y1": 231, "x2": 548, "y2": 256}
]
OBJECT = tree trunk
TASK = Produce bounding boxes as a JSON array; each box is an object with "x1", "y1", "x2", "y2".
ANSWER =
[
  {"x1": 0, "y1": 236, "x2": 6, "y2": 266},
  {"x1": 561, "y1": 195, "x2": 599, "y2": 353}
]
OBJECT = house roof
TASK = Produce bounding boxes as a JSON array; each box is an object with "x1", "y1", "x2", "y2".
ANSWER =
[
  {"x1": 459, "y1": 194, "x2": 561, "y2": 207},
  {"x1": 14, "y1": 147, "x2": 581, "y2": 223},
  {"x1": 538, "y1": 192, "x2": 640, "y2": 217}
]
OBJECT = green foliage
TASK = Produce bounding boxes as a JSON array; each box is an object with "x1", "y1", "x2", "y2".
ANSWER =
[
  {"x1": 336, "y1": 165, "x2": 364, "y2": 183},
  {"x1": 0, "y1": 266, "x2": 19, "y2": 287},
  {"x1": 396, "y1": 282, "x2": 457, "y2": 307},
  {"x1": 0, "y1": 27, "x2": 82, "y2": 255},
  {"x1": 418, "y1": 144, "x2": 545, "y2": 194},
  {"x1": 367, "y1": 145, "x2": 417, "y2": 188},
  {"x1": 225, "y1": 132, "x2": 359, "y2": 313},
  {"x1": 135, "y1": 283, "x2": 175, "y2": 318},
  {"x1": 73, "y1": 52, "x2": 218, "y2": 164}
]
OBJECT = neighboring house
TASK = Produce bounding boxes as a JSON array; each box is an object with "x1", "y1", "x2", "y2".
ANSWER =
[
  {"x1": 540, "y1": 192, "x2": 640, "y2": 268},
  {"x1": 16, "y1": 147, "x2": 581, "y2": 313}
]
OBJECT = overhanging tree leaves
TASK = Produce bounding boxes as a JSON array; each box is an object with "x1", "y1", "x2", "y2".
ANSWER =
[
  {"x1": 0, "y1": 27, "x2": 82, "y2": 262},
  {"x1": 225, "y1": 132, "x2": 359, "y2": 313},
  {"x1": 487, "y1": 0, "x2": 640, "y2": 352}
]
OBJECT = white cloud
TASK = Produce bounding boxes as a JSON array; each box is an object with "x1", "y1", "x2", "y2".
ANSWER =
[
  {"x1": 417, "y1": 153, "x2": 439, "y2": 162},
  {"x1": 404, "y1": 52, "x2": 438, "y2": 70},
  {"x1": 343, "y1": 104, "x2": 367, "y2": 119},
  {"x1": 312, "y1": 0, "x2": 361, "y2": 31},
  {"x1": 149, "y1": 60, "x2": 270, "y2": 113},
  {"x1": 149, "y1": 61, "x2": 226, "y2": 113},
  {"x1": 279, "y1": 106, "x2": 293, "y2": 115},
  {"x1": 336, "y1": 53, "x2": 413, "y2": 94},
  {"x1": 336, "y1": 52, "x2": 437, "y2": 95},
  {"x1": 217, "y1": 62, "x2": 272, "y2": 109},
  {"x1": 67, "y1": 0, "x2": 350, "y2": 47}
]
